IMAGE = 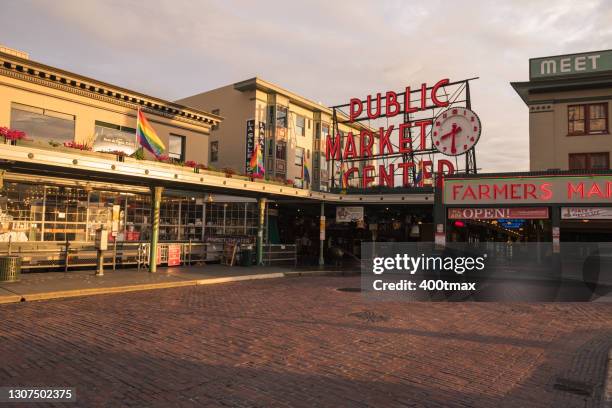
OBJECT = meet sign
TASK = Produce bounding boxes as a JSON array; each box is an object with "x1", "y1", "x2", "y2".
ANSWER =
[
  {"x1": 530, "y1": 50, "x2": 612, "y2": 80},
  {"x1": 444, "y1": 175, "x2": 612, "y2": 205}
]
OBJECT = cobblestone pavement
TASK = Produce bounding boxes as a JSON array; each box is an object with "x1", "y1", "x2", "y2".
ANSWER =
[{"x1": 1, "y1": 276, "x2": 612, "y2": 407}]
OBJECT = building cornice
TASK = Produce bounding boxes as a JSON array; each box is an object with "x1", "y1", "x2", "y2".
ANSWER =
[
  {"x1": 233, "y1": 77, "x2": 372, "y2": 132},
  {"x1": 0, "y1": 51, "x2": 223, "y2": 129}
]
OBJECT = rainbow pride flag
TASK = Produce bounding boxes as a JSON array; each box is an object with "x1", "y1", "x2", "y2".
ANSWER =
[
  {"x1": 136, "y1": 109, "x2": 165, "y2": 157},
  {"x1": 249, "y1": 143, "x2": 265, "y2": 176}
]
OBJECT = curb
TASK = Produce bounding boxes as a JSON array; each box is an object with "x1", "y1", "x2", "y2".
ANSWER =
[
  {"x1": 284, "y1": 270, "x2": 360, "y2": 277},
  {"x1": 22, "y1": 280, "x2": 196, "y2": 302},
  {"x1": 0, "y1": 294, "x2": 23, "y2": 304},
  {"x1": 603, "y1": 348, "x2": 612, "y2": 408},
  {"x1": 0, "y1": 270, "x2": 340, "y2": 304}
]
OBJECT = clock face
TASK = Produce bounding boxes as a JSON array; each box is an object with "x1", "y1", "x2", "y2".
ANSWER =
[{"x1": 432, "y1": 108, "x2": 481, "y2": 156}]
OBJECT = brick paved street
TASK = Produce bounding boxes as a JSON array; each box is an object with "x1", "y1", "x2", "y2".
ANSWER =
[{"x1": 1, "y1": 276, "x2": 612, "y2": 407}]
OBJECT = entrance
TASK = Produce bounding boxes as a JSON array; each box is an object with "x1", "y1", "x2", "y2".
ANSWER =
[
  {"x1": 272, "y1": 202, "x2": 434, "y2": 265},
  {"x1": 560, "y1": 206, "x2": 612, "y2": 242}
]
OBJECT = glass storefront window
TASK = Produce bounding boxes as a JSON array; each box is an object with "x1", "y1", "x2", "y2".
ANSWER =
[
  {"x1": 43, "y1": 186, "x2": 88, "y2": 242},
  {"x1": 204, "y1": 202, "x2": 257, "y2": 237},
  {"x1": 0, "y1": 183, "x2": 45, "y2": 242},
  {"x1": 0, "y1": 181, "x2": 258, "y2": 244}
]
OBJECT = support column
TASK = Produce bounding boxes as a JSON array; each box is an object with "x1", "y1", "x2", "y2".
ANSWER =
[
  {"x1": 319, "y1": 202, "x2": 325, "y2": 266},
  {"x1": 433, "y1": 184, "x2": 445, "y2": 247},
  {"x1": 149, "y1": 186, "x2": 163, "y2": 273},
  {"x1": 551, "y1": 205, "x2": 561, "y2": 254},
  {"x1": 257, "y1": 197, "x2": 266, "y2": 265}
]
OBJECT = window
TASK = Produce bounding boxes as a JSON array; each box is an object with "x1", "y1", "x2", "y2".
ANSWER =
[
  {"x1": 211, "y1": 109, "x2": 220, "y2": 130},
  {"x1": 168, "y1": 134, "x2": 185, "y2": 161},
  {"x1": 296, "y1": 115, "x2": 305, "y2": 136},
  {"x1": 321, "y1": 123, "x2": 330, "y2": 139},
  {"x1": 93, "y1": 121, "x2": 137, "y2": 155},
  {"x1": 10, "y1": 102, "x2": 75, "y2": 146},
  {"x1": 276, "y1": 141, "x2": 286, "y2": 160},
  {"x1": 569, "y1": 152, "x2": 609, "y2": 170},
  {"x1": 568, "y1": 103, "x2": 608, "y2": 135},
  {"x1": 295, "y1": 147, "x2": 304, "y2": 168},
  {"x1": 276, "y1": 105, "x2": 288, "y2": 128},
  {"x1": 210, "y1": 141, "x2": 219, "y2": 162}
]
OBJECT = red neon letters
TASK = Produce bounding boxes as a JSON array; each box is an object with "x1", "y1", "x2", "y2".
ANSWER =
[{"x1": 349, "y1": 78, "x2": 450, "y2": 121}]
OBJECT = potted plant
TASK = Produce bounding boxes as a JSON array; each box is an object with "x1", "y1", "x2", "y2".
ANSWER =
[
  {"x1": 156, "y1": 154, "x2": 171, "y2": 163},
  {"x1": 0, "y1": 127, "x2": 28, "y2": 145},
  {"x1": 130, "y1": 148, "x2": 145, "y2": 160},
  {"x1": 184, "y1": 160, "x2": 199, "y2": 173},
  {"x1": 222, "y1": 167, "x2": 235, "y2": 178},
  {"x1": 63, "y1": 141, "x2": 92, "y2": 151},
  {"x1": 100, "y1": 150, "x2": 128, "y2": 162}
]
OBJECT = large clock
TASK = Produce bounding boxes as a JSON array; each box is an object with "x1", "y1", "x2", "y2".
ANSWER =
[{"x1": 432, "y1": 108, "x2": 481, "y2": 156}]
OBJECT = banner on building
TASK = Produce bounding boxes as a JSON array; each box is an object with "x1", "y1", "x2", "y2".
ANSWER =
[
  {"x1": 245, "y1": 119, "x2": 265, "y2": 175},
  {"x1": 561, "y1": 207, "x2": 612, "y2": 219},
  {"x1": 336, "y1": 206, "x2": 364, "y2": 223}
]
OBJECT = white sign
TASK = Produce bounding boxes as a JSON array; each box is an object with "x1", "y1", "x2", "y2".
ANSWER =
[
  {"x1": 561, "y1": 207, "x2": 612, "y2": 219},
  {"x1": 336, "y1": 206, "x2": 364, "y2": 223}
]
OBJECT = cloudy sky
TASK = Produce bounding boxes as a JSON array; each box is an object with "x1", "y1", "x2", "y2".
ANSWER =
[{"x1": 1, "y1": 0, "x2": 611, "y2": 172}]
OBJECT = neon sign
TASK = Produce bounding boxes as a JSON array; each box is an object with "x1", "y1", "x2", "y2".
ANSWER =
[
  {"x1": 328, "y1": 78, "x2": 479, "y2": 189},
  {"x1": 444, "y1": 175, "x2": 612, "y2": 205}
]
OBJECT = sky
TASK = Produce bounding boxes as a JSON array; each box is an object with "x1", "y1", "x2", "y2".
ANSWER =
[{"x1": 1, "y1": 0, "x2": 611, "y2": 172}]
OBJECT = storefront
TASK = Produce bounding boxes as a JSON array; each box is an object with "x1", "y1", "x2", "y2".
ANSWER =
[
  {"x1": 441, "y1": 171, "x2": 612, "y2": 243},
  {"x1": 0, "y1": 175, "x2": 259, "y2": 245}
]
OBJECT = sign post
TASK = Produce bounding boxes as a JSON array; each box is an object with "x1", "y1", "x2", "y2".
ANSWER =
[{"x1": 319, "y1": 203, "x2": 325, "y2": 266}]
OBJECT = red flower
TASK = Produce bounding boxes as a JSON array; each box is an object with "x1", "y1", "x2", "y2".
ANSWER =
[
  {"x1": 184, "y1": 160, "x2": 197, "y2": 168},
  {"x1": 156, "y1": 154, "x2": 170, "y2": 162},
  {"x1": 1, "y1": 127, "x2": 28, "y2": 141},
  {"x1": 63, "y1": 141, "x2": 92, "y2": 151}
]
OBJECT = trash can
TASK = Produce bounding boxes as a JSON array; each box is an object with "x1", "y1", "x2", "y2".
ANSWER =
[
  {"x1": 240, "y1": 248, "x2": 253, "y2": 267},
  {"x1": 0, "y1": 256, "x2": 21, "y2": 282}
]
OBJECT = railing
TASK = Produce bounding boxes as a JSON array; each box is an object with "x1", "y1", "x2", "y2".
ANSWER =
[
  {"x1": 263, "y1": 244, "x2": 297, "y2": 267},
  {"x1": 0, "y1": 241, "x2": 297, "y2": 271}
]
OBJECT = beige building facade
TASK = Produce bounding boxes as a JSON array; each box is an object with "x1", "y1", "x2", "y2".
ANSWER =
[
  {"x1": 512, "y1": 49, "x2": 612, "y2": 171},
  {"x1": 177, "y1": 77, "x2": 369, "y2": 191},
  {"x1": 0, "y1": 47, "x2": 221, "y2": 164}
]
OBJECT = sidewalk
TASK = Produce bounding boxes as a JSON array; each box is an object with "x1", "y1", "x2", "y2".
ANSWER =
[{"x1": 0, "y1": 264, "x2": 351, "y2": 304}]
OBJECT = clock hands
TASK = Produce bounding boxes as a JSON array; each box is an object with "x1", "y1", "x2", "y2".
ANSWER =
[{"x1": 440, "y1": 123, "x2": 462, "y2": 154}]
